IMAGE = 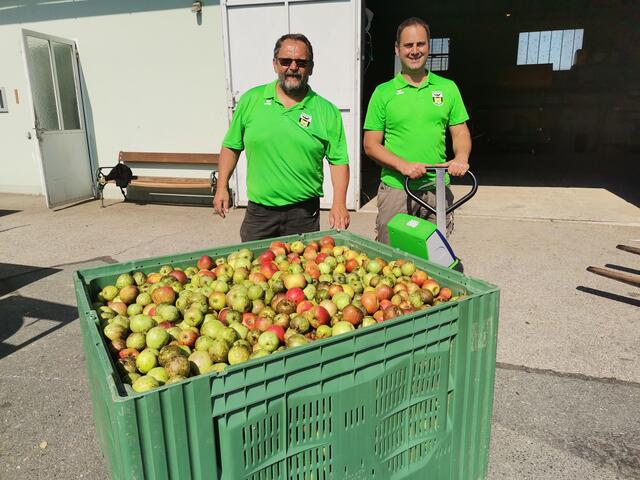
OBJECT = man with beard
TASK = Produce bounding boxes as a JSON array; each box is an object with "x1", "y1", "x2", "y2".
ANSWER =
[
  {"x1": 363, "y1": 17, "x2": 471, "y2": 244},
  {"x1": 214, "y1": 33, "x2": 350, "y2": 242}
]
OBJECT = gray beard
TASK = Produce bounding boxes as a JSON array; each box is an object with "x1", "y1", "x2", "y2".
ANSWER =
[{"x1": 279, "y1": 74, "x2": 308, "y2": 96}]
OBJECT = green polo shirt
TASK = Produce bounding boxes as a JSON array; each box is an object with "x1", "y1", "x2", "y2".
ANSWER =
[
  {"x1": 222, "y1": 80, "x2": 349, "y2": 206},
  {"x1": 364, "y1": 71, "x2": 469, "y2": 190}
]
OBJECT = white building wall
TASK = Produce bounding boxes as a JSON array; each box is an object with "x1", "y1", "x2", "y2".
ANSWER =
[{"x1": 0, "y1": 2, "x2": 229, "y2": 196}]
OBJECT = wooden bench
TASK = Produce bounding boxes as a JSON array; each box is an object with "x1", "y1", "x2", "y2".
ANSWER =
[{"x1": 96, "y1": 151, "x2": 220, "y2": 207}]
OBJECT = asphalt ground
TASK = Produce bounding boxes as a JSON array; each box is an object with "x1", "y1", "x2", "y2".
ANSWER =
[{"x1": 0, "y1": 191, "x2": 638, "y2": 479}]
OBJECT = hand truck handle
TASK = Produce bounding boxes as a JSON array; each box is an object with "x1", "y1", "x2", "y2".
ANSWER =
[{"x1": 403, "y1": 166, "x2": 478, "y2": 216}]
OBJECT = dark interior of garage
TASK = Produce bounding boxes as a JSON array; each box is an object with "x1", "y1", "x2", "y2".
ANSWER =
[{"x1": 360, "y1": 0, "x2": 640, "y2": 208}]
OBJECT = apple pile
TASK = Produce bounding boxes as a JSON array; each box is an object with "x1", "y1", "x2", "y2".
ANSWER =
[{"x1": 94, "y1": 236, "x2": 464, "y2": 393}]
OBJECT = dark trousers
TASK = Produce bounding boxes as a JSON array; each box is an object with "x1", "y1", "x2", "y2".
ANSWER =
[{"x1": 240, "y1": 197, "x2": 320, "y2": 242}]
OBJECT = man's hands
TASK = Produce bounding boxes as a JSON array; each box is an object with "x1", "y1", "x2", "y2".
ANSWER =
[
  {"x1": 213, "y1": 187, "x2": 230, "y2": 218},
  {"x1": 328, "y1": 163, "x2": 350, "y2": 231},
  {"x1": 212, "y1": 147, "x2": 241, "y2": 219},
  {"x1": 398, "y1": 161, "x2": 430, "y2": 179},
  {"x1": 442, "y1": 158, "x2": 469, "y2": 176},
  {"x1": 329, "y1": 203, "x2": 350, "y2": 231}
]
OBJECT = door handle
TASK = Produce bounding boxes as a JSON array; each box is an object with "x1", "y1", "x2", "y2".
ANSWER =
[{"x1": 35, "y1": 126, "x2": 45, "y2": 141}]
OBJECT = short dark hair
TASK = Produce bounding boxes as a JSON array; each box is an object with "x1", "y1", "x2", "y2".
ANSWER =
[
  {"x1": 273, "y1": 33, "x2": 314, "y2": 62},
  {"x1": 396, "y1": 17, "x2": 431, "y2": 44}
]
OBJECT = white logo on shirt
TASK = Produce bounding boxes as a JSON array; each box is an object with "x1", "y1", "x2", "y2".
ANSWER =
[
  {"x1": 264, "y1": 99, "x2": 273, "y2": 105},
  {"x1": 395, "y1": 89, "x2": 405, "y2": 95}
]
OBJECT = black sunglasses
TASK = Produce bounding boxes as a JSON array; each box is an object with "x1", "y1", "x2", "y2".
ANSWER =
[{"x1": 276, "y1": 57, "x2": 312, "y2": 68}]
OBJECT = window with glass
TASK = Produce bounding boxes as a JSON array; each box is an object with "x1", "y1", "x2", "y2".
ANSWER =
[
  {"x1": 427, "y1": 38, "x2": 450, "y2": 72},
  {"x1": 517, "y1": 29, "x2": 584, "y2": 71},
  {"x1": 25, "y1": 35, "x2": 81, "y2": 130}
]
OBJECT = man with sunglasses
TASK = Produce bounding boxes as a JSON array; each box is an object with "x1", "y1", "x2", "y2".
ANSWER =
[
  {"x1": 214, "y1": 33, "x2": 350, "y2": 241},
  {"x1": 363, "y1": 17, "x2": 471, "y2": 244}
]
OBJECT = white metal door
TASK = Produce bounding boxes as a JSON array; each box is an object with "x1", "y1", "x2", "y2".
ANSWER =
[
  {"x1": 23, "y1": 30, "x2": 93, "y2": 209},
  {"x1": 221, "y1": 0, "x2": 362, "y2": 209}
]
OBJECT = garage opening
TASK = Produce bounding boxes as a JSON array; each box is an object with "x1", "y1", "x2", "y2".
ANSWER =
[{"x1": 360, "y1": 0, "x2": 640, "y2": 207}]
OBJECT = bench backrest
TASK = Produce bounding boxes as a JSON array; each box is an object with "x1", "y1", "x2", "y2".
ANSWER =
[{"x1": 119, "y1": 151, "x2": 219, "y2": 165}]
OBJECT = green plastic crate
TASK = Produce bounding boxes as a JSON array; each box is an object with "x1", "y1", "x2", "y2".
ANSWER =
[{"x1": 74, "y1": 231, "x2": 499, "y2": 480}]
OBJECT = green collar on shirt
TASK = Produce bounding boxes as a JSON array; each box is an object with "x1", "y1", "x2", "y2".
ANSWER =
[{"x1": 263, "y1": 80, "x2": 316, "y2": 109}]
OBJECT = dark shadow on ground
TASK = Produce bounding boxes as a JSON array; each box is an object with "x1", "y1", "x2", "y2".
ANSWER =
[
  {"x1": 0, "y1": 263, "x2": 61, "y2": 297},
  {"x1": 0, "y1": 210, "x2": 21, "y2": 218},
  {"x1": 0, "y1": 295, "x2": 78, "y2": 360},
  {"x1": 576, "y1": 286, "x2": 640, "y2": 308}
]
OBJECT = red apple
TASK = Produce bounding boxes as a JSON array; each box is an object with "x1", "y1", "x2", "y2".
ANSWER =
[
  {"x1": 178, "y1": 329, "x2": 199, "y2": 347},
  {"x1": 255, "y1": 316, "x2": 273, "y2": 332},
  {"x1": 319, "y1": 235, "x2": 335, "y2": 248},
  {"x1": 285, "y1": 287, "x2": 305, "y2": 305},
  {"x1": 198, "y1": 269, "x2": 216, "y2": 278},
  {"x1": 303, "y1": 247, "x2": 318, "y2": 261},
  {"x1": 345, "y1": 259, "x2": 359, "y2": 273},
  {"x1": 269, "y1": 241, "x2": 288, "y2": 257},
  {"x1": 360, "y1": 291, "x2": 379, "y2": 315},
  {"x1": 304, "y1": 262, "x2": 321, "y2": 280},
  {"x1": 260, "y1": 261, "x2": 279, "y2": 280},
  {"x1": 248, "y1": 271, "x2": 267, "y2": 284},
  {"x1": 342, "y1": 305, "x2": 364, "y2": 326},
  {"x1": 296, "y1": 300, "x2": 314, "y2": 314},
  {"x1": 437, "y1": 287, "x2": 452, "y2": 301},
  {"x1": 218, "y1": 307, "x2": 231, "y2": 325},
  {"x1": 197, "y1": 255, "x2": 214, "y2": 271},
  {"x1": 258, "y1": 250, "x2": 276, "y2": 264},
  {"x1": 287, "y1": 252, "x2": 301, "y2": 262},
  {"x1": 151, "y1": 286, "x2": 175, "y2": 305},
  {"x1": 376, "y1": 284, "x2": 393, "y2": 301},
  {"x1": 266, "y1": 324, "x2": 285, "y2": 343},
  {"x1": 157, "y1": 321, "x2": 172, "y2": 330},
  {"x1": 411, "y1": 270, "x2": 428, "y2": 287},
  {"x1": 379, "y1": 299, "x2": 392, "y2": 311},
  {"x1": 308, "y1": 305, "x2": 330, "y2": 329},
  {"x1": 169, "y1": 269, "x2": 188, "y2": 284},
  {"x1": 316, "y1": 252, "x2": 329, "y2": 264},
  {"x1": 422, "y1": 279, "x2": 441, "y2": 297},
  {"x1": 242, "y1": 312, "x2": 258, "y2": 330}
]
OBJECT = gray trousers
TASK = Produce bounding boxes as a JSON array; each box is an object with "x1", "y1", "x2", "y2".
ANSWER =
[{"x1": 375, "y1": 182, "x2": 454, "y2": 244}]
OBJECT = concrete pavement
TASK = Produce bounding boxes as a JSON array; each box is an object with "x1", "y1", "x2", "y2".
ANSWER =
[{"x1": 0, "y1": 188, "x2": 638, "y2": 479}]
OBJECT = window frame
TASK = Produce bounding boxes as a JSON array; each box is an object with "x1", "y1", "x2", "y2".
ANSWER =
[
  {"x1": 427, "y1": 37, "x2": 450, "y2": 72},
  {"x1": 516, "y1": 29, "x2": 584, "y2": 71}
]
